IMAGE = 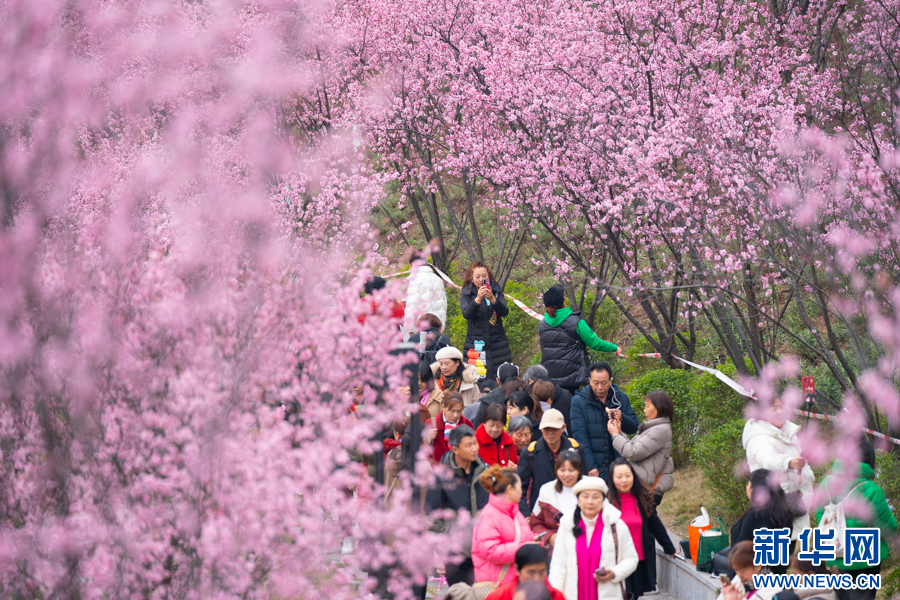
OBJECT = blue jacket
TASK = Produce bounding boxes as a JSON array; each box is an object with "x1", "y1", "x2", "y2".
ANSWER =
[{"x1": 570, "y1": 384, "x2": 638, "y2": 475}]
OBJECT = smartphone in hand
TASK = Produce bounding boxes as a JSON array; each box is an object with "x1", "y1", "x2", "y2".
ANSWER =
[
  {"x1": 533, "y1": 532, "x2": 547, "y2": 542},
  {"x1": 594, "y1": 567, "x2": 608, "y2": 577}
]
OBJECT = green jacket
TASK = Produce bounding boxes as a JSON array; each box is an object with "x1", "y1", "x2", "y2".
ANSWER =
[
  {"x1": 814, "y1": 461, "x2": 898, "y2": 570},
  {"x1": 542, "y1": 307, "x2": 617, "y2": 352}
]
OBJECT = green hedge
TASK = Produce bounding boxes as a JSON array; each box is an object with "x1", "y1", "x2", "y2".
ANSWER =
[
  {"x1": 624, "y1": 368, "x2": 700, "y2": 468},
  {"x1": 689, "y1": 359, "x2": 752, "y2": 432},
  {"x1": 690, "y1": 418, "x2": 748, "y2": 515}
]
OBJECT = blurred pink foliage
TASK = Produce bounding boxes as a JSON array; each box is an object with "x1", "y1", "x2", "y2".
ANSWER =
[{"x1": 0, "y1": 0, "x2": 445, "y2": 598}]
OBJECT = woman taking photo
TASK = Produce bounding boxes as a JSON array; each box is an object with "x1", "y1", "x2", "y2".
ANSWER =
[
  {"x1": 506, "y1": 390, "x2": 543, "y2": 442},
  {"x1": 471, "y1": 465, "x2": 533, "y2": 587},
  {"x1": 608, "y1": 390, "x2": 675, "y2": 505},
  {"x1": 507, "y1": 416, "x2": 533, "y2": 457},
  {"x1": 530, "y1": 450, "x2": 584, "y2": 554},
  {"x1": 432, "y1": 346, "x2": 480, "y2": 407},
  {"x1": 742, "y1": 396, "x2": 814, "y2": 540},
  {"x1": 460, "y1": 262, "x2": 511, "y2": 380},
  {"x1": 607, "y1": 458, "x2": 677, "y2": 599},
  {"x1": 549, "y1": 476, "x2": 638, "y2": 600},
  {"x1": 731, "y1": 469, "x2": 794, "y2": 574},
  {"x1": 539, "y1": 284, "x2": 622, "y2": 395},
  {"x1": 477, "y1": 403, "x2": 518, "y2": 467}
]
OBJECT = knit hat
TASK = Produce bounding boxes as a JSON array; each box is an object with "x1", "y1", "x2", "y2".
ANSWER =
[
  {"x1": 543, "y1": 284, "x2": 565, "y2": 308},
  {"x1": 573, "y1": 476, "x2": 608, "y2": 496},
  {"x1": 435, "y1": 346, "x2": 464, "y2": 361},
  {"x1": 539, "y1": 408, "x2": 565, "y2": 430},
  {"x1": 497, "y1": 362, "x2": 519, "y2": 384}
]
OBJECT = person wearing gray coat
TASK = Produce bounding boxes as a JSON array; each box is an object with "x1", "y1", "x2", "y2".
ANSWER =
[{"x1": 608, "y1": 390, "x2": 675, "y2": 505}]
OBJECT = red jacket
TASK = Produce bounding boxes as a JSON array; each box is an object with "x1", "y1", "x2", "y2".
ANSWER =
[
  {"x1": 484, "y1": 577, "x2": 566, "y2": 600},
  {"x1": 476, "y1": 423, "x2": 518, "y2": 467},
  {"x1": 432, "y1": 412, "x2": 474, "y2": 463}
]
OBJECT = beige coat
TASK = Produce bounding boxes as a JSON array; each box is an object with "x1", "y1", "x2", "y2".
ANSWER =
[
  {"x1": 431, "y1": 362, "x2": 480, "y2": 407},
  {"x1": 611, "y1": 417, "x2": 674, "y2": 494}
]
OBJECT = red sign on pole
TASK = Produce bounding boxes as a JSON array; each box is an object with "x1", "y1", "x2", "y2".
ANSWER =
[{"x1": 801, "y1": 376, "x2": 816, "y2": 403}]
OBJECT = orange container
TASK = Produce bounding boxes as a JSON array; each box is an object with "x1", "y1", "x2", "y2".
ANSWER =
[{"x1": 689, "y1": 522, "x2": 713, "y2": 564}]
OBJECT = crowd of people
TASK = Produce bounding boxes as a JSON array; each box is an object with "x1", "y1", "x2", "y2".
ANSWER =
[{"x1": 361, "y1": 262, "x2": 897, "y2": 600}]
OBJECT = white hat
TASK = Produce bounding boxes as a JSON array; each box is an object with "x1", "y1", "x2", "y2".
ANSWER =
[
  {"x1": 539, "y1": 409, "x2": 566, "y2": 430},
  {"x1": 435, "y1": 346, "x2": 464, "y2": 361},
  {"x1": 572, "y1": 476, "x2": 608, "y2": 496}
]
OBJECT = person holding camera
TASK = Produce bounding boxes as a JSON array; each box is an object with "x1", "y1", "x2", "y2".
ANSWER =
[
  {"x1": 548, "y1": 476, "x2": 638, "y2": 600},
  {"x1": 460, "y1": 262, "x2": 511, "y2": 380}
]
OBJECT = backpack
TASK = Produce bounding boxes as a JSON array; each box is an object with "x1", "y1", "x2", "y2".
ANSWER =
[{"x1": 817, "y1": 480, "x2": 866, "y2": 558}]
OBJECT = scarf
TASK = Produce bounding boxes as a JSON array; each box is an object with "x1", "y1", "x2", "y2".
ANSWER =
[
  {"x1": 576, "y1": 515, "x2": 603, "y2": 600},
  {"x1": 438, "y1": 371, "x2": 462, "y2": 393}
]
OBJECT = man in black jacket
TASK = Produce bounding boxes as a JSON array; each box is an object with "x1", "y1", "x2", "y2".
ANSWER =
[
  {"x1": 424, "y1": 424, "x2": 488, "y2": 585},
  {"x1": 517, "y1": 409, "x2": 586, "y2": 517}
]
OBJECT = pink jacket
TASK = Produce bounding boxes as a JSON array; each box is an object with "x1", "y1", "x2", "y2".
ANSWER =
[{"x1": 472, "y1": 494, "x2": 532, "y2": 585}]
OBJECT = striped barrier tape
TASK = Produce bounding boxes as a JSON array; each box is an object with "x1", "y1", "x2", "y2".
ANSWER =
[
  {"x1": 383, "y1": 269, "x2": 900, "y2": 445},
  {"x1": 667, "y1": 354, "x2": 900, "y2": 447},
  {"x1": 383, "y1": 265, "x2": 546, "y2": 321}
]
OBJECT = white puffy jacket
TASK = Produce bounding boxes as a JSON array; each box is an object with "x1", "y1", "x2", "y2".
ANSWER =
[
  {"x1": 742, "y1": 418, "x2": 815, "y2": 539},
  {"x1": 403, "y1": 266, "x2": 448, "y2": 333}
]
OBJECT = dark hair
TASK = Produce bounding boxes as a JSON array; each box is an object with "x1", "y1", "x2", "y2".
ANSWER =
[
  {"x1": 417, "y1": 313, "x2": 443, "y2": 331},
  {"x1": 789, "y1": 555, "x2": 835, "y2": 575},
  {"x1": 515, "y1": 543, "x2": 549, "y2": 570},
  {"x1": 483, "y1": 403, "x2": 507, "y2": 429},
  {"x1": 645, "y1": 390, "x2": 674, "y2": 420},
  {"x1": 392, "y1": 416, "x2": 410, "y2": 436},
  {"x1": 571, "y1": 487, "x2": 606, "y2": 539},
  {"x1": 554, "y1": 449, "x2": 583, "y2": 493},
  {"x1": 364, "y1": 276, "x2": 386, "y2": 295},
  {"x1": 507, "y1": 390, "x2": 543, "y2": 423},
  {"x1": 479, "y1": 379, "x2": 498, "y2": 393},
  {"x1": 442, "y1": 391, "x2": 465, "y2": 409},
  {"x1": 514, "y1": 581, "x2": 551, "y2": 600},
  {"x1": 607, "y1": 458, "x2": 655, "y2": 516},
  {"x1": 588, "y1": 362, "x2": 612, "y2": 378},
  {"x1": 463, "y1": 261, "x2": 495, "y2": 289},
  {"x1": 448, "y1": 424, "x2": 476, "y2": 448},
  {"x1": 419, "y1": 362, "x2": 435, "y2": 384},
  {"x1": 503, "y1": 378, "x2": 529, "y2": 398},
  {"x1": 479, "y1": 463, "x2": 519, "y2": 495},
  {"x1": 532, "y1": 379, "x2": 556, "y2": 404},
  {"x1": 746, "y1": 469, "x2": 794, "y2": 530},
  {"x1": 859, "y1": 438, "x2": 876, "y2": 470},
  {"x1": 729, "y1": 540, "x2": 755, "y2": 570}
]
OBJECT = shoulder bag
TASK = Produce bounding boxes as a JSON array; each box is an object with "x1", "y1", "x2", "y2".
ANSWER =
[{"x1": 609, "y1": 523, "x2": 635, "y2": 600}]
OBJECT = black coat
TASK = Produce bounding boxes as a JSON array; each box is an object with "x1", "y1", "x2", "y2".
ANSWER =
[
  {"x1": 731, "y1": 507, "x2": 793, "y2": 575},
  {"x1": 539, "y1": 311, "x2": 589, "y2": 388},
  {"x1": 460, "y1": 281, "x2": 511, "y2": 380},
  {"x1": 516, "y1": 436, "x2": 586, "y2": 517},
  {"x1": 424, "y1": 452, "x2": 490, "y2": 518},
  {"x1": 550, "y1": 385, "x2": 573, "y2": 435},
  {"x1": 624, "y1": 499, "x2": 678, "y2": 599}
]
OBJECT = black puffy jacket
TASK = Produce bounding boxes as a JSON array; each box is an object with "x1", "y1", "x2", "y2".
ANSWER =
[
  {"x1": 539, "y1": 311, "x2": 588, "y2": 388},
  {"x1": 460, "y1": 281, "x2": 511, "y2": 379},
  {"x1": 516, "y1": 435, "x2": 586, "y2": 517}
]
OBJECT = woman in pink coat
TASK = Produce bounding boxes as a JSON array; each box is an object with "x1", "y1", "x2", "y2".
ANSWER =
[{"x1": 471, "y1": 464, "x2": 534, "y2": 586}]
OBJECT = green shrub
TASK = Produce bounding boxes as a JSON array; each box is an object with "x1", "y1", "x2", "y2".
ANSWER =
[
  {"x1": 625, "y1": 368, "x2": 700, "y2": 467},
  {"x1": 689, "y1": 359, "x2": 753, "y2": 432},
  {"x1": 616, "y1": 336, "x2": 664, "y2": 382},
  {"x1": 691, "y1": 418, "x2": 748, "y2": 515}
]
